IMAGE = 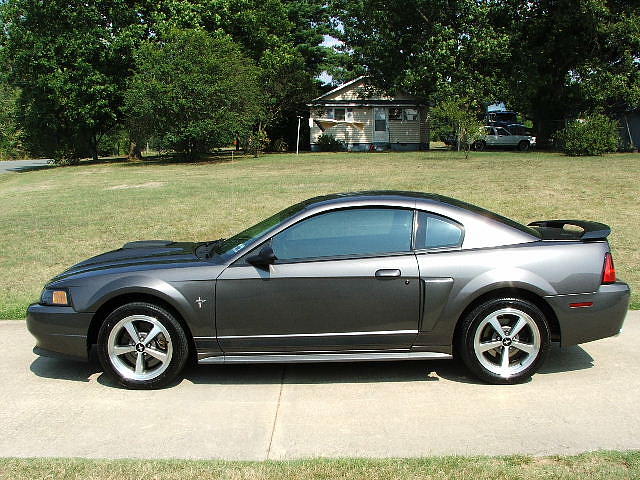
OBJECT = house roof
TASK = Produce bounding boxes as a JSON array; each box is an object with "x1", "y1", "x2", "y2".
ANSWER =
[
  {"x1": 308, "y1": 99, "x2": 425, "y2": 107},
  {"x1": 311, "y1": 76, "x2": 367, "y2": 102},
  {"x1": 309, "y1": 76, "x2": 424, "y2": 107}
]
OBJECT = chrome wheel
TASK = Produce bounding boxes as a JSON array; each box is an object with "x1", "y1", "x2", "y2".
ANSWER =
[
  {"x1": 473, "y1": 307, "x2": 541, "y2": 378},
  {"x1": 107, "y1": 314, "x2": 173, "y2": 381}
]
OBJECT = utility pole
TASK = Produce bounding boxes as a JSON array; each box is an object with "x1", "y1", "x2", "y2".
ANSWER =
[{"x1": 296, "y1": 116, "x2": 302, "y2": 155}]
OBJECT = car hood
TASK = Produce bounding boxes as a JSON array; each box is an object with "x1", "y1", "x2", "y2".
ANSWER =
[{"x1": 50, "y1": 240, "x2": 206, "y2": 282}]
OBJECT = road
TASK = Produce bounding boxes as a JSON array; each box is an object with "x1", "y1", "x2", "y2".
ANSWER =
[
  {"x1": 1, "y1": 312, "x2": 639, "y2": 460},
  {"x1": 0, "y1": 159, "x2": 50, "y2": 174}
]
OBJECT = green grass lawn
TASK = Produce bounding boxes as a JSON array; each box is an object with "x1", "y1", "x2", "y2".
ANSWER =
[
  {"x1": 1, "y1": 452, "x2": 639, "y2": 479},
  {"x1": 0, "y1": 150, "x2": 638, "y2": 319}
]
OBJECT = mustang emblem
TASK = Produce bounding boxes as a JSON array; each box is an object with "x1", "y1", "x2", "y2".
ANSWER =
[{"x1": 195, "y1": 297, "x2": 207, "y2": 309}]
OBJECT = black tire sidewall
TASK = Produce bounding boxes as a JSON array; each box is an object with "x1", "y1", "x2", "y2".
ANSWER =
[
  {"x1": 457, "y1": 297, "x2": 550, "y2": 384},
  {"x1": 97, "y1": 302, "x2": 189, "y2": 389},
  {"x1": 518, "y1": 140, "x2": 530, "y2": 151}
]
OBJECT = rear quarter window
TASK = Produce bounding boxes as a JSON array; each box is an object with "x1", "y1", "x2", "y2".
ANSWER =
[{"x1": 415, "y1": 212, "x2": 463, "y2": 249}]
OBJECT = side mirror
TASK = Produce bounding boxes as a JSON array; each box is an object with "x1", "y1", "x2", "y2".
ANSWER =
[{"x1": 247, "y1": 246, "x2": 277, "y2": 270}]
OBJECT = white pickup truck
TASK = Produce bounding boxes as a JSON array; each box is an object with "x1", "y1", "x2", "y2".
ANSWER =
[{"x1": 474, "y1": 126, "x2": 536, "y2": 151}]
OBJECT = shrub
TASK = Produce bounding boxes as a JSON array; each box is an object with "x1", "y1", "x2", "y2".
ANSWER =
[
  {"x1": 555, "y1": 114, "x2": 619, "y2": 156},
  {"x1": 269, "y1": 138, "x2": 289, "y2": 152},
  {"x1": 316, "y1": 134, "x2": 345, "y2": 152},
  {"x1": 241, "y1": 130, "x2": 269, "y2": 157}
]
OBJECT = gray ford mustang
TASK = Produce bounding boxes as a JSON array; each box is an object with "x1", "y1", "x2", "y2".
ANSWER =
[{"x1": 27, "y1": 191, "x2": 630, "y2": 389}]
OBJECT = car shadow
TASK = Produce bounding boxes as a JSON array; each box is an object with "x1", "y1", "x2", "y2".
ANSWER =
[
  {"x1": 30, "y1": 355, "x2": 103, "y2": 383},
  {"x1": 29, "y1": 344, "x2": 594, "y2": 388},
  {"x1": 537, "y1": 344, "x2": 594, "y2": 374}
]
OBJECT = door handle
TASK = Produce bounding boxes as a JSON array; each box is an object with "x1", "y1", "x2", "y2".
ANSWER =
[{"x1": 375, "y1": 269, "x2": 401, "y2": 278}]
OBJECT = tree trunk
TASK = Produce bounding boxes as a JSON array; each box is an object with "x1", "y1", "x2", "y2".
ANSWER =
[
  {"x1": 91, "y1": 134, "x2": 99, "y2": 161},
  {"x1": 128, "y1": 141, "x2": 143, "y2": 160}
]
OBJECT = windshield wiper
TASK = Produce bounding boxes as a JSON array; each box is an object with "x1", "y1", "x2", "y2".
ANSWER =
[{"x1": 204, "y1": 238, "x2": 225, "y2": 259}]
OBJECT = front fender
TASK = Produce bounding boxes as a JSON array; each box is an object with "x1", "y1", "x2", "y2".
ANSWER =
[{"x1": 84, "y1": 275, "x2": 191, "y2": 317}]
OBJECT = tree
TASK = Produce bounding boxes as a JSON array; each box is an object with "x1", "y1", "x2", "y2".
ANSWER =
[
  {"x1": 499, "y1": 0, "x2": 640, "y2": 140},
  {"x1": 332, "y1": 0, "x2": 510, "y2": 104},
  {"x1": 431, "y1": 98, "x2": 485, "y2": 158},
  {"x1": 0, "y1": 0, "x2": 152, "y2": 162},
  {"x1": 332, "y1": 0, "x2": 640, "y2": 143},
  {"x1": 123, "y1": 29, "x2": 264, "y2": 158},
  {"x1": 153, "y1": 0, "x2": 329, "y2": 146},
  {"x1": 0, "y1": 82, "x2": 23, "y2": 159}
]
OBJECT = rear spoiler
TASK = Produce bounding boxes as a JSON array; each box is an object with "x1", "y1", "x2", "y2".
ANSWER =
[{"x1": 527, "y1": 220, "x2": 611, "y2": 241}]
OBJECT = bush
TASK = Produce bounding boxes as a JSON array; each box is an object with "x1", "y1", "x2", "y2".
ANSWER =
[
  {"x1": 241, "y1": 130, "x2": 269, "y2": 157},
  {"x1": 316, "y1": 134, "x2": 345, "y2": 152},
  {"x1": 269, "y1": 138, "x2": 289, "y2": 152},
  {"x1": 555, "y1": 114, "x2": 619, "y2": 156}
]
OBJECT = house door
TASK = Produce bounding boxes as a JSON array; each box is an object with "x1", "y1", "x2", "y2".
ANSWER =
[{"x1": 373, "y1": 108, "x2": 389, "y2": 143}]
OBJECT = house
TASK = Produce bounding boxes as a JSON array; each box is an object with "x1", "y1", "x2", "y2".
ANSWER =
[
  {"x1": 308, "y1": 77, "x2": 429, "y2": 152},
  {"x1": 619, "y1": 111, "x2": 640, "y2": 150}
]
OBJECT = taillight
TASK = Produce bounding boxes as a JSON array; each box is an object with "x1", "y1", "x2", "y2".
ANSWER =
[{"x1": 602, "y1": 252, "x2": 616, "y2": 284}]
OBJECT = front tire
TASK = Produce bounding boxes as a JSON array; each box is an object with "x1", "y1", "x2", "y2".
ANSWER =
[
  {"x1": 457, "y1": 297, "x2": 550, "y2": 384},
  {"x1": 517, "y1": 140, "x2": 530, "y2": 151},
  {"x1": 97, "y1": 302, "x2": 189, "y2": 389}
]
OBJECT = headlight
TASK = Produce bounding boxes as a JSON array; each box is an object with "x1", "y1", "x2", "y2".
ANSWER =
[{"x1": 40, "y1": 288, "x2": 71, "y2": 306}]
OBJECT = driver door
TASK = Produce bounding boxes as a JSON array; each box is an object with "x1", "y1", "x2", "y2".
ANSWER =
[{"x1": 215, "y1": 207, "x2": 420, "y2": 353}]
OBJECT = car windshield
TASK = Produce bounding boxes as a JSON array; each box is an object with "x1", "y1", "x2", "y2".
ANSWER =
[{"x1": 210, "y1": 202, "x2": 309, "y2": 260}]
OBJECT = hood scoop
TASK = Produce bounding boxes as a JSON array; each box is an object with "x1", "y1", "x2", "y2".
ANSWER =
[{"x1": 122, "y1": 240, "x2": 174, "y2": 249}]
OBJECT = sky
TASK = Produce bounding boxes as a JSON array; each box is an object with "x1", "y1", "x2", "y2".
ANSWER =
[{"x1": 318, "y1": 34, "x2": 343, "y2": 85}]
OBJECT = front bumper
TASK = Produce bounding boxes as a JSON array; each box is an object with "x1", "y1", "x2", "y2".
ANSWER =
[
  {"x1": 545, "y1": 281, "x2": 630, "y2": 347},
  {"x1": 26, "y1": 303, "x2": 93, "y2": 361}
]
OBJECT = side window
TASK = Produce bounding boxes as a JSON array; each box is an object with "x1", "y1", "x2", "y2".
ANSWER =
[
  {"x1": 345, "y1": 108, "x2": 354, "y2": 122},
  {"x1": 271, "y1": 208, "x2": 413, "y2": 261},
  {"x1": 403, "y1": 108, "x2": 418, "y2": 121},
  {"x1": 389, "y1": 108, "x2": 402, "y2": 120},
  {"x1": 415, "y1": 212, "x2": 463, "y2": 250}
]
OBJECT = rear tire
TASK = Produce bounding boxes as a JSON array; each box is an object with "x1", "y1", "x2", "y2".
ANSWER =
[
  {"x1": 517, "y1": 140, "x2": 530, "y2": 151},
  {"x1": 473, "y1": 140, "x2": 486, "y2": 151},
  {"x1": 97, "y1": 302, "x2": 189, "y2": 389},
  {"x1": 456, "y1": 297, "x2": 550, "y2": 384}
]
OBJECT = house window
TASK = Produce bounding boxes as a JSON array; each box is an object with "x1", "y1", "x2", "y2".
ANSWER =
[
  {"x1": 403, "y1": 108, "x2": 418, "y2": 121},
  {"x1": 374, "y1": 109, "x2": 387, "y2": 132},
  {"x1": 325, "y1": 108, "x2": 350, "y2": 121},
  {"x1": 389, "y1": 108, "x2": 403, "y2": 120}
]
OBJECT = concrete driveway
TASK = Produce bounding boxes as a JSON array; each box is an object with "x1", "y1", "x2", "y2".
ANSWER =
[
  {"x1": 0, "y1": 159, "x2": 51, "y2": 174},
  {"x1": 1, "y1": 312, "x2": 639, "y2": 460}
]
